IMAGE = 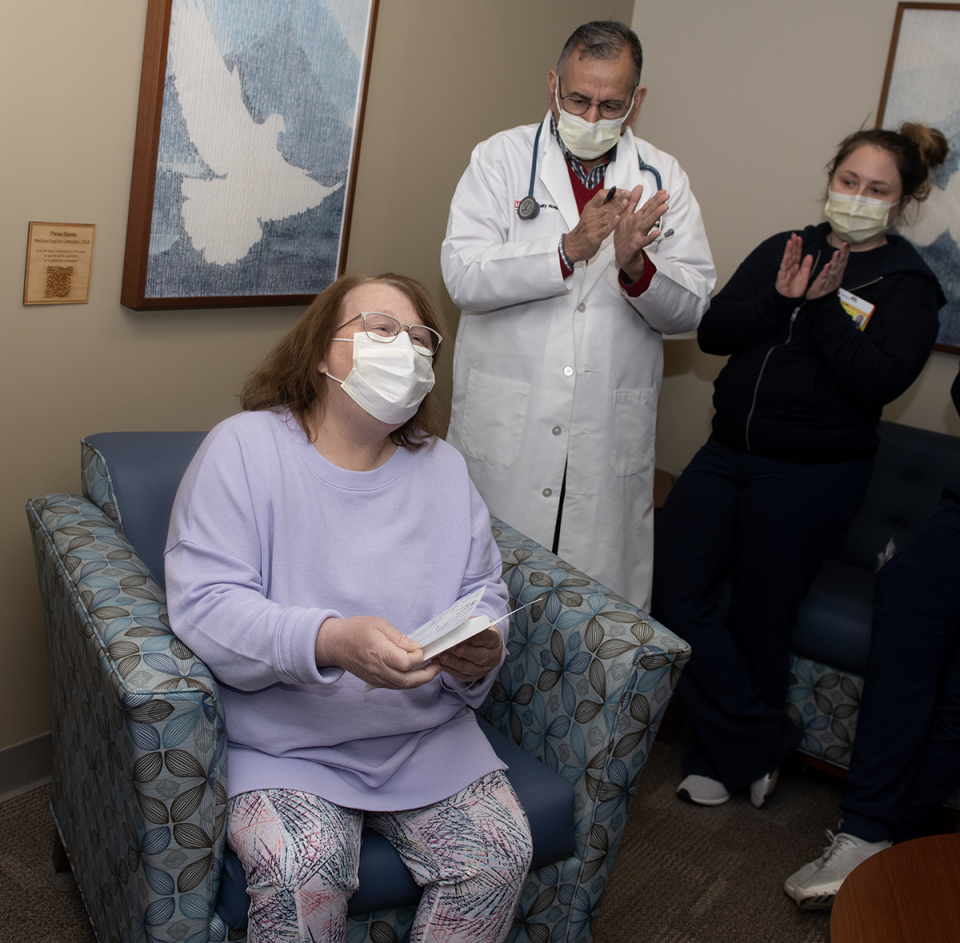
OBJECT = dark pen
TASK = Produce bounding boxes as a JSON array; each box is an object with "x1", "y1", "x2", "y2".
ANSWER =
[{"x1": 603, "y1": 186, "x2": 617, "y2": 204}]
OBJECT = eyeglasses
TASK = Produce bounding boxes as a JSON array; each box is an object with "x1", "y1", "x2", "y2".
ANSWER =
[
  {"x1": 557, "y1": 76, "x2": 634, "y2": 120},
  {"x1": 337, "y1": 312, "x2": 442, "y2": 356}
]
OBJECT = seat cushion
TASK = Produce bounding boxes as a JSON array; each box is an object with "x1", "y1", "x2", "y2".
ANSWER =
[
  {"x1": 715, "y1": 556, "x2": 875, "y2": 677},
  {"x1": 215, "y1": 717, "x2": 576, "y2": 926},
  {"x1": 790, "y1": 558, "x2": 875, "y2": 676}
]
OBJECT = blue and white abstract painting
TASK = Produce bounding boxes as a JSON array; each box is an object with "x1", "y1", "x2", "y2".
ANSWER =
[
  {"x1": 144, "y1": 0, "x2": 374, "y2": 299},
  {"x1": 882, "y1": 6, "x2": 960, "y2": 348}
]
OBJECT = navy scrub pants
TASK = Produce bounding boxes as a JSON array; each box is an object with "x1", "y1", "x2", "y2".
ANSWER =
[
  {"x1": 653, "y1": 437, "x2": 873, "y2": 791},
  {"x1": 840, "y1": 485, "x2": 960, "y2": 842}
]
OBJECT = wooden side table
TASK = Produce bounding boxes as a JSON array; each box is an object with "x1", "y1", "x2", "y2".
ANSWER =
[{"x1": 830, "y1": 833, "x2": 960, "y2": 943}]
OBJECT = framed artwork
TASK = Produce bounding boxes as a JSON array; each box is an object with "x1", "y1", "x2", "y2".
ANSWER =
[
  {"x1": 121, "y1": 0, "x2": 379, "y2": 309},
  {"x1": 877, "y1": 2, "x2": 960, "y2": 352}
]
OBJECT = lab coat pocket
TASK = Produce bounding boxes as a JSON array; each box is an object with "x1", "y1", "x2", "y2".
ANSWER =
[
  {"x1": 610, "y1": 388, "x2": 656, "y2": 477},
  {"x1": 460, "y1": 369, "x2": 531, "y2": 468}
]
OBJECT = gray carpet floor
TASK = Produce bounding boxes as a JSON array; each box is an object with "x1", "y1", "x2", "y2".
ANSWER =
[
  {"x1": 0, "y1": 781, "x2": 95, "y2": 943},
  {"x1": 0, "y1": 734, "x2": 846, "y2": 943},
  {"x1": 594, "y1": 735, "x2": 841, "y2": 942}
]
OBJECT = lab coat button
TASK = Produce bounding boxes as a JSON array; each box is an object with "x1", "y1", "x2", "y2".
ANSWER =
[
  {"x1": 577, "y1": 303, "x2": 586, "y2": 312},
  {"x1": 552, "y1": 426, "x2": 562, "y2": 435},
  {"x1": 563, "y1": 365, "x2": 574, "y2": 377},
  {"x1": 542, "y1": 488, "x2": 552, "y2": 497}
]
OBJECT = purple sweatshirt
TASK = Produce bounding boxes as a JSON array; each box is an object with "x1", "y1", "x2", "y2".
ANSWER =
[{"x1": 164, "y1": 409, "x2": 510, "y2": 810}]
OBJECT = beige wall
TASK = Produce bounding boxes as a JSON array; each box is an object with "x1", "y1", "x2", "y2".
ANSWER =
[
  {"x1": 1, "y1": 1, "x2": 631, "y2": 753},
  {"x1": 630, "y1": 0, "x2": 960, "y2": 473},
  {"x1": 8, "y1": 0, "x2": 954, "y2": 754}
]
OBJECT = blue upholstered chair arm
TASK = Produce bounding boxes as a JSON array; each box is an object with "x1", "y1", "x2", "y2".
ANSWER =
[
  {"x1": 480, "y1": 518, "x2": 691, "y2": 941},
  {"x1": 27, "y1": 493, "x2": 228, "y2": 943}
]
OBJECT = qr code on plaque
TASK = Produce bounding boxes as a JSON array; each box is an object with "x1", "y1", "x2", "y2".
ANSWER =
[{"x1": 45, "y1": 265, "x2": 74, "y2": 298}]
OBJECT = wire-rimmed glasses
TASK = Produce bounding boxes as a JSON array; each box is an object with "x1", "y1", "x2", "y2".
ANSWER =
[
  {"x1": 337, "y1": 312, "x2": 442, "y2": 356},
  {"x1": 557, "y1": 76, "x2": 634, "y2": 120}
]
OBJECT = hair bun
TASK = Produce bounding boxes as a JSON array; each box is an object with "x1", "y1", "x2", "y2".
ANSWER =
[{"x1": 899, "y1": 123, "x2": 949, "y2": 172}]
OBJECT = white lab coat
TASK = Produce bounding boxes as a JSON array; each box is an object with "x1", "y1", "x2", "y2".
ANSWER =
[{"x1": 441, "y1": 113, "x2": 715, "y2": 610}]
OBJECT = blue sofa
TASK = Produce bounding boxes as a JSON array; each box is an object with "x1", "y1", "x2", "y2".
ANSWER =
[
  {"x1": 784, "y1": 420, "x2": 960, "y2": 771},
  {"x1": 28, "y1": 430, "x2": 691, "y2": 943}
]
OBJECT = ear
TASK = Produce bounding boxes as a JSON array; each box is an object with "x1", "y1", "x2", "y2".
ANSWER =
[
  {"x1": 547, "y1": 70, "x2": 560, "y2": 119},
  {"x1": 890, "y1": 194, "x2": 912, "y2": 228},
  {"x1": 626, "y1": 85, "x2": 647, "y2": 126}
]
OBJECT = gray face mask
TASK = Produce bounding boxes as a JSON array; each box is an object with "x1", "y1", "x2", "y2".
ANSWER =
[
  {"x1": 824, "y1": 191, "x2": 897, "y2": 244},
  {"x1": 325, "y1": 332, "x2": 435, "y2": 425}
]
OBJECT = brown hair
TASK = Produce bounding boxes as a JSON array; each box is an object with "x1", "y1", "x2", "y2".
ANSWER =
[
  {"x1": 828, "y1": 123, "x2": 949, "y2": 203},
  {"x1": 240, "y1": 271, "x2": 446, "y2": 451}
]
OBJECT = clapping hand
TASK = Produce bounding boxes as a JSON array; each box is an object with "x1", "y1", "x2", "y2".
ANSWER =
[
  {"x1": 615, "y1": 185, "x2": 670, "y2": 281},
  {"x1": 806, "y1": 241, "x2": 850, "y2": 299},
  {"x1": 564, "y1": 186, "x2": 631, "y2": 264},
  {"x1": 776, "y1": 233, "x2": 850, "y2": 300}
]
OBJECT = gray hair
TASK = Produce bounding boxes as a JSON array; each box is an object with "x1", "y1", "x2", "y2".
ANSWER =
[{"x1": 557, "y1": 21, "x2": 643, "y2": 86}]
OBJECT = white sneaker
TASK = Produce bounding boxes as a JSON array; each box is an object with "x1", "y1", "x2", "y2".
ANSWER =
[
  {"x1": 783, "y1": 855, "x2": 824, "y2": 900},
  {"x1": 783, "y1": 822, "x2": 848, "y2": 899},
  {"x1": 677, "y1": 774, "x2": 730, "y2": 806},
  {"x1": 749, "y1": 768, "x2": 779, "y2": 808},
  {"x1": 784, "y1": 830, "x2": 892, "y2": 910}
]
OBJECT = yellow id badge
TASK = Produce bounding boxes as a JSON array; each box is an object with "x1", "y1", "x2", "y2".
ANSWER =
[{"x1": 838, "y1": 288, "x2": 876, "y2": 332}]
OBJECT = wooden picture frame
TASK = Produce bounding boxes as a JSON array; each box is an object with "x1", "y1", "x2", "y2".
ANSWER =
[
  {"x1": 121, "y1": 0, "x2": 379, "y2": 310},
  {"x1": 877, "y1": 2, "x2": 960, "y2": 353}
]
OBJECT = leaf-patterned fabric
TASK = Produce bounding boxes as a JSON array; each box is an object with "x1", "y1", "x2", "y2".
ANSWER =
[
  {"x1": 227, "y1": 772, "x2": 530, "y2": 942},
  {"x1": 27, "y1": 438, "x2": 692, "y2": 943}
]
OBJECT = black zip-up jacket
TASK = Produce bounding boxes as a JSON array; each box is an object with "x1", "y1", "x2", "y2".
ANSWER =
[{"x1": 699, "y1": 223, "x2": 945, "y2": 462}]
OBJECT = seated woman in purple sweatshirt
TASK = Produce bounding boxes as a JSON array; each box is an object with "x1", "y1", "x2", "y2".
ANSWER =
[{"x1": 165, "y1": 272, "x2": 531, "y2": 943}]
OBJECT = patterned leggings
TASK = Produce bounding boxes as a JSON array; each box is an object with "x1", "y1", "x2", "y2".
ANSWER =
[{"x1": 226, "y1": 770, "x2": 533, "y2": 943}]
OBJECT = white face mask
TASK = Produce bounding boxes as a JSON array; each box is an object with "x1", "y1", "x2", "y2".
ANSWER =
[
  {"x1": 824, "y1": 191, "x2": 898, "y2": 245},
  {"x1": 325, "y1": 331, "x2": 435, "y2": 425},
  {"x1": 554, "y1": 85, "x2": 633, "y2": 161}
]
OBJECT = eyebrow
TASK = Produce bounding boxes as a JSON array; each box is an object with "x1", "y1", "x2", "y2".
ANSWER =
[
  {"x1": 559, "y1": 78, "x2": 629, "y2": 107},
  {"x1": 838, "y1": 171, "x2": 893, "y2": 187},
  {"x1": 566, "y1": 91, "x2": 627, "y2": 105},
  {"x1": 568, "y1": 91, "x2": 625, "y2": 100}
]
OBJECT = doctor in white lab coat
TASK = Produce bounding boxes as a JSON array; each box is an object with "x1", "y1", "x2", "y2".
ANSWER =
[{"x1": 442, "y1": 21, "x2": 715, "y2": 610}]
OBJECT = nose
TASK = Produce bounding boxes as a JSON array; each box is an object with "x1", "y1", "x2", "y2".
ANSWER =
[
  {"x1": 396, "y1": 326, "x2": 423, "y2": 348},
  {"x1": 582, "y1": 103, "x2": 603, "y2": 124}
]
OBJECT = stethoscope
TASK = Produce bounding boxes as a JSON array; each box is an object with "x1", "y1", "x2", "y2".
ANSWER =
[{"x1": 518, "y1": 120, "x2": 674, "y2": 238}]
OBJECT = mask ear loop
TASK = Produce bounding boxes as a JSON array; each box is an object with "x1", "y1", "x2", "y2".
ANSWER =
[
  {"x1": 889, "y1": 195, "x2": 909, "y2": 229},
  {"x1": 320, "y1": 336, "x2": 355, "y2": 384}
]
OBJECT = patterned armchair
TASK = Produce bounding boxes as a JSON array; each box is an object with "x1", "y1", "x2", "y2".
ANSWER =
[{"x1": 27, "y1": 431, "x2": 690, "y2": 943}]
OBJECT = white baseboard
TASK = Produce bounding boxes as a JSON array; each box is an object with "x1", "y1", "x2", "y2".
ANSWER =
[{"x1": 0, "y1": 732, "x2": 52, "y2": 803}]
